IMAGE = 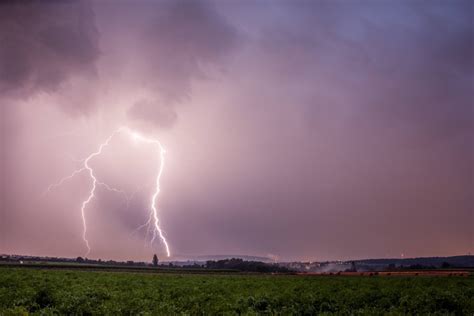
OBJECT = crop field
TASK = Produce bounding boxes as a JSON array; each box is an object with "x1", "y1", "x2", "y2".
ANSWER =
[{"x1": 1, "y1": 267, "x2": 473, "y2": 315}]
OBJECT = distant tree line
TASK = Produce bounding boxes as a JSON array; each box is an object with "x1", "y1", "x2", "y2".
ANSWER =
[
  {"x1": 75, "y1": 257, "x2": 151, "y2": 267},
  {"x1": 205, "y1": 258, "x2": 292, "y2": 273},
  {"x1": 386, "y1": 262, "x2": 453, "y2": 270}
]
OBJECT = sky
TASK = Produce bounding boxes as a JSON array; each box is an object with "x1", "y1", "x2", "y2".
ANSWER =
[{"x1": 0, "y1": 0, "x2": 472, "y2": 262}]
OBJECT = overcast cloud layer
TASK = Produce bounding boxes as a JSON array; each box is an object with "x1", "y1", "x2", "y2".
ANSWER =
[{"x1": 0, "y1": 0, "x2": 472, "y2": 261}]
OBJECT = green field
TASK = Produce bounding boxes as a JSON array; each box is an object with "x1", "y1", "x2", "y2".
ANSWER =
[{"x1": 1, "y1": 268, "x2": 473, "y2": 315}]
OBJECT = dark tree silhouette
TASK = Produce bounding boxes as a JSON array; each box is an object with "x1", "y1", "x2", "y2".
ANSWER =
[
  {"x1": 442, "y1": 262, "x2": 451, "y2": 268},
  {"x1": 152, "y1": 254, "x2": 159, "y2": 267},
  {"x1": 205, "y1": 258, "x2": 291, "y2": 273}
]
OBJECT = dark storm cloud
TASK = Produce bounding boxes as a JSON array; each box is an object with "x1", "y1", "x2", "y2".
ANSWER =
[
  {"x1": 0, "y1": 0, "x2": 99, "y2": 114},
  {"x1": 126, "y1": 0, "x2": 238, "y2": 129},
  {"x1": 142, "y1": 0, "x2": 238, "y2": 102},
  {"x1": 257, "y1": 0, "x2": 472, "y2": 151}
]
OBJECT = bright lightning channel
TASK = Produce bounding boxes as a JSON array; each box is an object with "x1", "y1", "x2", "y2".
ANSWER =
[{"x1": 46, "y1": 127, "x2": 171, "y2": 258}]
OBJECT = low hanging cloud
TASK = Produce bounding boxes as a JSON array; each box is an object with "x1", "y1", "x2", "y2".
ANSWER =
[
  {"x1": 0, "y1": 0, "x2": 238, "y2": 126},
  {"x1": 142, "y1": 0, "x2": 238, "y2": 102},
  {"x1": 127, "y1": 99, "x2": 178, "y2": 131},
  {"x1": 127, "y1": 0, "x2": 238, "y2": 129},
  {"x1": 0, "y1": 0, "x2": 100, "y2": 114}
]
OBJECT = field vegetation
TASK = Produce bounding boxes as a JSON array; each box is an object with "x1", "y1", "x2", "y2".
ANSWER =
[{"x1": 1, "y1": 267, "x2": 473, "y2": 315}]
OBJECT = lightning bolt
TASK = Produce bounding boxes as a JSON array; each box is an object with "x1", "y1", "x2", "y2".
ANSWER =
[
  {"x1": 128, "y1": 130, "x2": 171, "y2": 257},
  {"x1": 43, "y1": 167, "x2": 86, "y2": 195},
  {"x1": 46, "y1": 127, "x2": 171, "y2": 258}
]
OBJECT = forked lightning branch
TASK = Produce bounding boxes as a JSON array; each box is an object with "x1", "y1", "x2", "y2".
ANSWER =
[{"x1": 45, "y1": 127, "x2": 171, "y2": 257}]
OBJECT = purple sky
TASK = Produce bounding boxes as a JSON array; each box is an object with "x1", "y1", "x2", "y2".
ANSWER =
[{"x1": 0, "y1": 0, "x2": 472, "y2": 262}]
